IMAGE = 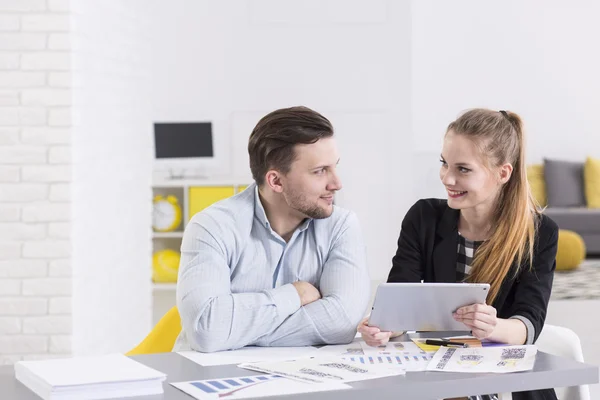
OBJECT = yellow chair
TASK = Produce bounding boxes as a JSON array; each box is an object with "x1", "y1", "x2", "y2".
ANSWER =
[{"x1": 127, "y1": 306, "x2": 181, "y2": 355}]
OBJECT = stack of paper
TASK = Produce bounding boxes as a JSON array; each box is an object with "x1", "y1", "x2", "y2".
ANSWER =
[{"x1": 15, "y1": 353, "x2": 166, "y2": 400}]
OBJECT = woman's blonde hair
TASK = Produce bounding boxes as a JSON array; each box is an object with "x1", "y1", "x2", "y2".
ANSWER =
[{"x1": 447, "y1": 109, "x2": 540, "y2": 303}]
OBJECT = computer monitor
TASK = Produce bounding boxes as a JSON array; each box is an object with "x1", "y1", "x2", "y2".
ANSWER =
[{"x1": 154, "y1": 122, "x2": 216, "y2": 178}]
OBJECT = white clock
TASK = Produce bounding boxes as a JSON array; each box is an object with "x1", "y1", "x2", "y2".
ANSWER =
[{"x1": 152, "y1": 195, "x2": 182, "y2": 232}]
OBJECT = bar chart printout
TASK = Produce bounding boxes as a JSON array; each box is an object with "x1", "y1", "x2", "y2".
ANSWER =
[{"x1": 171, "y1": 374, "x2": 350, "y2": 399}]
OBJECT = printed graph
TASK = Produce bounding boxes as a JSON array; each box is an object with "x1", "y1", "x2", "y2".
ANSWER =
[
  {"x1": 189, "y1": 374, "x2": 282, "y2": 396},
  {"x1": 172, "y1": 373, "x2": 351, "y2": 399},
  {"x1": 344, "y1": 355, "x2": 432, "y2": 365}
]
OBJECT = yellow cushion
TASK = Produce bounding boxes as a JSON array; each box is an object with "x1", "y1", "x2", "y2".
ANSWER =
[
  {"x1": 584, "y1": 156, "x2": 600, "y2": 208},
  {"x1": 527, "y1": 164, "x2": 546, "y2": 207},
  {"x1": 555, "y1": 230, "x2": 586, "y2": 271}
]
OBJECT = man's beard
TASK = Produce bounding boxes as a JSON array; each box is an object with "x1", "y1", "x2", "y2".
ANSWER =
[{"x1": 284, "y1": 188, "x2": 333, "y2": 219}]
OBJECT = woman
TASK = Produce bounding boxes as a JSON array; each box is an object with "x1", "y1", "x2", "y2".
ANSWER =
[{"x1": 359, "y1": 109, "x2": 558, "y2": 400}]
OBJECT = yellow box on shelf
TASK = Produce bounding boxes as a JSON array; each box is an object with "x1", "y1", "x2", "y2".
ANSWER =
[
  {"x1": 189, "y1": 186, "x2": 235, "y2": 219},
  {"x1": 237, "y1": 185, "x2": 249, "y2": 193}
]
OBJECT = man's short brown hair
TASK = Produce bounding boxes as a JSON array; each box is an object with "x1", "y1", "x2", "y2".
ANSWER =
[{"x1": 248, "y1": 106, "x2": 334, "y2": 186}]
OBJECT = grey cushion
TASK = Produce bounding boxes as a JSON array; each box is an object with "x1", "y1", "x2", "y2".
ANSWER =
[{"x1": 543, "y1": 158, "x2": 585, "y2": 207}]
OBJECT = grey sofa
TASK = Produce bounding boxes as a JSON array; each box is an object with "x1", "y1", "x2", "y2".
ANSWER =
[
  {"x1": 539, "y1": 158, "x2": 600, "y2": 256},
  {"x1": 544, "y1": 208, "x2": 600, "y2": 255}
]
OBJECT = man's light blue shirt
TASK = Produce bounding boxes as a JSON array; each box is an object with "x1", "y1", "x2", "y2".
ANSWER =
[{"x1": 174, "y1": 183, "x2": 370, "y2": 352}]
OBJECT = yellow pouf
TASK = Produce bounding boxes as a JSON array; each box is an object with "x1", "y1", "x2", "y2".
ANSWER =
[{"x1": 555, "y1": 230, "x2": 586, "y2": 271}]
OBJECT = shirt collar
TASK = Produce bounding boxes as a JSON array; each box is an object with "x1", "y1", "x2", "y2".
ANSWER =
[
  {"x1": 253, "y1": 184, "x2": 313, "y2": 232},
  {"x1": 253, "y1": 184, "x2": 270, "y2": 229}
]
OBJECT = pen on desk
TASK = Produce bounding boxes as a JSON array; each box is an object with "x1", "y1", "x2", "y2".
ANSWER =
[{"x1": 424, "y1": 339, "x2": 469, "y2": 348}]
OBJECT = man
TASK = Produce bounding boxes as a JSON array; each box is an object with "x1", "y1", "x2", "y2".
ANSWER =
[{"x1": 174, "y1": 106, "x2": 369, "y2": 352}]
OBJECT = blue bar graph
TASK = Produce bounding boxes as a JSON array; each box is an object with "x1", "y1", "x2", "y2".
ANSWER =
[
  {"x1": 189, "y1": 375, "x2": 283, "y2": 395},
  {"x1": 207, "y1": 380, "x2": 228, "y2": 389},
  {"x1": 191, "y1": 381, "x2": 217, "y2": 393},
  {"x1": 346, "y1": 355, "x2": 406, "y2": 365}
]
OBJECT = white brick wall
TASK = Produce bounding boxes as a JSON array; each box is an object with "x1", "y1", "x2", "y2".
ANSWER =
[
  {"x1": 0, "y1": 166, "x2": 20, "y2": 182},
  {"x1": 21, "y1": 127, "x2": 70, "y2": 144},
  {"x1": 48, "y1": 259, "x2": 70, "y2": 276},
  {"x1": 48, "y1": 183, "x2": 69, "y2": 201},
  {"x1": 0, "y1": 34, "x2": 46, "y2": 50},
  {"x1": 0, "y1": 260, "x2": 47, "y2": 277},
  {"x1": 0, "y1": 298, "x2": 47, "y2": 315},
  {"x1": 0, "y1": 1, "x2": 72, "y2": 364},
  {"x1": 23, "y1": 316, "x2": 71, "y2": 334},
  {"x1": 48, "y1": 297, "x2": 70, "y2": 314},
  {"x1": 0, "y1": 92, "x2": 19, "y2": 106},
  {"x1": 48, "y1": 72, "x2": 70, "y2": 88},
  {"x1": 0, "y1": 244, "x2": 21, "y2": 260},
  {"x1": 0, "y1": 205, "x2": 20, "y2": 221}
]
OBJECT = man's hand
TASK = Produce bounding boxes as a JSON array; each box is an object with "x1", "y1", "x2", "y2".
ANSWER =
[
  {"x1": 292, "y1": 281, "x2": 321, "y2": 306},
  {"x1": 357, "y1": 317, "x2": 404, "y2": 347},
  {"x1": 357, "y1": 317, "x2": 393, "y2": 347}
]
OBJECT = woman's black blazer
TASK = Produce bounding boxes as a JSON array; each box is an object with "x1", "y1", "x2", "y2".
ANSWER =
[{"x1": 387, "y1": 198, "x2": 559, "y2": 400}]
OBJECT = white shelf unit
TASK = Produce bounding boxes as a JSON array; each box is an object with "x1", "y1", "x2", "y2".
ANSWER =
[
  {"x1": 151, "y1": 179, "x2": 251, "y2": 325},
  {"x1": 153, "y1": 232, "x2": 184, "y2": 239},
  {"x1": 152, "y1": 283, "x2": 177, "y2": 291}
]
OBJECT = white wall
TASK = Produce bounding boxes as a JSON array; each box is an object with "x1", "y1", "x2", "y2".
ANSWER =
[
  {"x1": 149, "y1": 0, "x2": 600, "y2": 333},
  {"x1": 0, "y1": 0, "x2": 72, "y2": 365},
  {"x1": 412, "y1": 0, "x2": 600, "y2": 196},
  {"x1": 149, "y1": 0, "x2": 413, "y2": 282},
  {"x1": 71, "y1": 0, "x2": 153, "y2": 355}
]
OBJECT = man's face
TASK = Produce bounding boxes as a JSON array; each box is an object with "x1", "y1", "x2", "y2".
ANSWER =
[{"x1": 280, "y1": 137, "x2": 342, "y2": 219}]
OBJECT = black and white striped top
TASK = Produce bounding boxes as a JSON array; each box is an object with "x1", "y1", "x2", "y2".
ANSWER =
[
  {"x1": 457, "y1": 234, "x2": 483, "y2": 282},
  {"x1": 456, "y1": 234, "x2": 535, "y2": 346},
  {"x1": 458, "y1": 234, "x2": 498, "y2": 400}
]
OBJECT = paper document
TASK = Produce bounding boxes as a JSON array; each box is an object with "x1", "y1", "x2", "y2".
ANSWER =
[
  {"x1": 178, "y1": 346, "x2": 319, "y2": 366},
  {"x1": 239, "y1": 357, "x2": 405, "y2": 384},
  {"x1": 356, "y1": 341, "x2": 434, "y2": 371},
  {"x1": 360, "y1": 341, "x2": 431, "y2": 356},
  {"x1": 343, "y1": 353, "x2": 433, "y2": 371},
  {"x1": 426, "y1": 345, "x2": 537, "y2": 373},
  {"x1": 315, "y1": 339, "x2": 364, "y2": 357},
  {"x1": 171, "y1": 374, "x2": 350, "y2": 399}
]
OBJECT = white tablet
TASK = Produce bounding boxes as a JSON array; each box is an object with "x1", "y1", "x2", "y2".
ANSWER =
[{"x1": 369, "y1": 282, "x2": 490, "y2": 332}]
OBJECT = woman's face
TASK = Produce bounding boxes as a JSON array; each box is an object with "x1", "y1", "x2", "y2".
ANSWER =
[{"x1": 439, "y1": 131, "x2": 506, "y2": 212}]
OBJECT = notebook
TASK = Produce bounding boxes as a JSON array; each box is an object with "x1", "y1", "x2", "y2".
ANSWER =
[{"x1": 15, "y1": 353, "x2": 166, "y2": 400}]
